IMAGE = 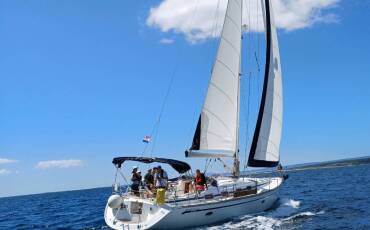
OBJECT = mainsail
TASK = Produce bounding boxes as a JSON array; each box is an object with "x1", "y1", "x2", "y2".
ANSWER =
[
  {"x1": 248, "y1": 0, "x2": 283, "y2": 167},
  {"x1": 187, "y1": 0, "x2": 242, "y2": 158},
  {"x1": 186, "y1": 0, "x2": 283, "y2": 168}
]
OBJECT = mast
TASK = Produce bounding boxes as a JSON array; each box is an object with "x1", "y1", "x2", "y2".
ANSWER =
[
  {"x1": 232, "y1": 0, "x2": 243, "y2": 178},
  {"x1": 232, "y1": 71, "x2": 241, "y2": 177}
]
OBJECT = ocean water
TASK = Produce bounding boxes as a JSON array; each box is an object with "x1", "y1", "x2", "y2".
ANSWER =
[{"x1": 1, "y1": 164, "x2": 370, "y2": 230}]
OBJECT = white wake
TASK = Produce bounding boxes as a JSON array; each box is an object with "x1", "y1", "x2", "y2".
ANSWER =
[{"x1": 196, "y1": 198, "x2": 325, "y2": 230}]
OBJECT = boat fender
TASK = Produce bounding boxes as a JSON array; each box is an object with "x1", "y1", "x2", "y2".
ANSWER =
[{"x1": 108, "y1": 195, "x2": 123, "y2": 209}]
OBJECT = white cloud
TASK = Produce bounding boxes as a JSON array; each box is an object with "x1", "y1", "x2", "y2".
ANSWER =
[
  {"x1": 36, "y1": 159, "x2": 82, "y2": 169},
  {"x1": 159, "y1": 38, "x2": 175, "y2": 44},
  {"x1": 0, "y1": 169, "x2": 11, "y2": 175},
  {"x1": 0, "y1": 158, "x2": 18, "y2": 164},
  {"x1": 147, "y1": 0, "x2": 339, "y2": 42}
]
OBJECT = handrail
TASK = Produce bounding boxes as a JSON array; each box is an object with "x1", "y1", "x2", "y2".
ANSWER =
[{"x1": 117, "y1": 176, "x2": 281, "y2": 205}]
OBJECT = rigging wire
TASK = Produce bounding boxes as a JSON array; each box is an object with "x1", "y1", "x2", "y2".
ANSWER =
[
  {"x1": 248, "y1": 0, "x2": 253, "y2": 82},
  {"x1": 141, "y1": 0, "x2": 202, "y2": 158},
  {"x1": 140, "y1": 62, "x2": 178, "y2": 158},
  {"x1": 187, "y1": 0, "x2": 221, "y2": 149},
  {"x1": 149, "y1": 67, "x2": 177, "y2": 157},
  {"x1": 239, "y1": 0, "x2": 249, "y2": 171},
  {"x1": 211, "y1": 0, "x2": 222, "y2": 40},
  {"x1": 254, "y1": 52, "x2": 261, "y2": 72},
  {"x1": 187, "y1": 0, "x2": 200, "y2": 39},
  {"x1": 217, "y1": 158, "x2": 232, "y2": 172},
  {"x1": 242, "y1": 0, "x2": 254, "y2": 172},
  {"x1": 200, "y1": 0, "x2": 223, "y2": 174},
  {"x1": 254, "y1": 0, "x2": 262, "y2": 96},
  {"x1": 241, "y1": 0, "x2": 260, "y2": 174},
  {"x1": 204, "y1": 158, "x2": 213, "y2": 174},
  {"x1": 209, "y1": 0, "x2": 222, "y2": 72},
  {"x1": 257, "y1": 0, "x2": 261, "y2": 63},
  {"x1": 243, "y1": 69, "x2": 251, "y2": 171}
]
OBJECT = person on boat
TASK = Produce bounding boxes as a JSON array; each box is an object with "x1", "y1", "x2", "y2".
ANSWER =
[
  {"x1": 194, "y1": 169, "x2": 207, "y2": 191},
  {"x1": 137, "y1": 170, "x2": 142, "y2": 182},
  {"x1": 154, "y1": 166, "x2": 168, "y2": 189},
  {"x1": 130, "y1": 166, "x2": 142, "y2": 194},
  {"x1": 277, "y1": 163, "x2": 289, "y2": 180},
  {"x1": 144, "y1": 168, "x2": 154, "y2": 190}
]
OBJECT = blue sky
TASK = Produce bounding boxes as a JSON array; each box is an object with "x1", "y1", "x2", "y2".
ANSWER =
[{"x1": 1, "y1": 0, "x2": 369, "y2": 197}]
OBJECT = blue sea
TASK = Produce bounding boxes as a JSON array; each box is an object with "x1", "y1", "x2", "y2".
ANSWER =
[{"x1": 1, "y1": 164, "x2": 370, "y2": 230}]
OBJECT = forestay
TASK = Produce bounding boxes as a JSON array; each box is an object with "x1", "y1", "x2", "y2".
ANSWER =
[
  {"x1": 187, "y1": 0, "x2": 242, "y2": 158},
  {"x1": 248, "y1": 0, "x2": 283, "y2": 167}
]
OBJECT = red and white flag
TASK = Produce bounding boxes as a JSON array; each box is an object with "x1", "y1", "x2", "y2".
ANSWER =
[{"x1": 142, "y1": 135, "x2": 151, "y2": 143}]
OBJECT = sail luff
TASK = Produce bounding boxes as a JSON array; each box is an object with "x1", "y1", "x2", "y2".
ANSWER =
[
  {"x1": 248, "y1": 0, "x2": 283, "y2": 167},
  {"x1": 188, "y1": 0, "x2": 242, "y2": 158}
]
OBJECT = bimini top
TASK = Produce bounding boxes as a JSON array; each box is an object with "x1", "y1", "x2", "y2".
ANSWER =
[{"x1": 112, "y1": 157, "x2": 191, "y2": 174}]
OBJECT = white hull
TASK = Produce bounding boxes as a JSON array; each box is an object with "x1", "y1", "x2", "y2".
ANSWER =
[{"x1": 105, "y1": 177, "x2": 282, "y2": 229}]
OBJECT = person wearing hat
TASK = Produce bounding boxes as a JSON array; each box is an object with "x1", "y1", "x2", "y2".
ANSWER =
[{"x1": 131, "y1": 166, "x2": 142, "y2": 195}]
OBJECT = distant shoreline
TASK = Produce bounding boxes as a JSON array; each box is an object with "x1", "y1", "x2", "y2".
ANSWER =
[
  {"x1": 285, "y1": 163, "x2": 363, "y2": 172},
  {"x1": 0, "y1": 186, "x2": 111, "y2": 200},
  {"x1": 287, "y1": 156, "x2": 370, "y2": 171}
]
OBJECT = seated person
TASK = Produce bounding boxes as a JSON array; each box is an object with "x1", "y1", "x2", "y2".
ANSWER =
[{"x1": 194, "y1": 169, "x2": 207, "y2": 191}]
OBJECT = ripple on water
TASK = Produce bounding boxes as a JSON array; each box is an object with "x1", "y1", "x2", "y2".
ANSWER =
[{"x1": 1, "y1": 165, "x2": 370, "y2": 229}]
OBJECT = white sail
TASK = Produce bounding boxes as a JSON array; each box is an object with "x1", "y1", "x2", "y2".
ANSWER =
[
  {"x1": 188, "y1": 0, "x2": 242, "y2": 157},
  {"x1": 248, "y1": 0, "x2": 283, "y2": 167}
]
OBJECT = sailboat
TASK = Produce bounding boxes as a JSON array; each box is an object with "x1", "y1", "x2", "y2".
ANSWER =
[{"x1": 104, "y1": 0, "x2": 285, "y2": 229}]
